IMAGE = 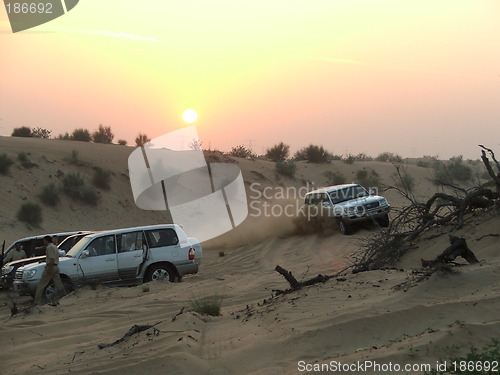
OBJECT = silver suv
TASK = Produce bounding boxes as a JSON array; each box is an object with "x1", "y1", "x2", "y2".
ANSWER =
[
  {"x1": 13, "y1": 224, "x2": 202, "y2": 301},
  {"x1": 304, "y1": 184, "x2": 390, "y2": 235}
]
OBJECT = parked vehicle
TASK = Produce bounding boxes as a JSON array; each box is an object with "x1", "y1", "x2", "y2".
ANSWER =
[
  {"x1": 13, "y1": 224, "x2": 202, "y2": 301},
  {"x1": 304, "y1": 184, "x2": 390, "y2": 235},
  {"x1": 1, "y1": 232, "x2": 91, "y2": 289}
]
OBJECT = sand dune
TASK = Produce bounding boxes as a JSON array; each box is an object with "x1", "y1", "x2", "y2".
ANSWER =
[{"x1": 0, "y1": 137, "x2": 498, "y2": 375}]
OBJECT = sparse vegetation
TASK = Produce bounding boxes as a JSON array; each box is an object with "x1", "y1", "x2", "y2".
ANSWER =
[
  {"x1": 68, "y1": 149, "x2": 90, "y2": 167},
  {"x1": 342, "y1": 154, "x2": 355, "y2": 164},
  {"x1": 117, "y1": 139, "x2": 127, "y2": 146},
  {"x1": 17, "y1": 152, "x2": 37, "y2": 168},
  {"x1": 135, "y1": 133, "x2": 151, "y2": 147},
  {"x1": 17, "y1": 202, "x2": 42, "y2": 226},
  {"x1": 425, "y1": 339, "x2": 499, "y2": 375},
  {"x1": 229, "y1": 145, "x2": 255, "y2": 158},
  {"x1": 93, "y1": 167, "x2": 111, "y2": 190},
  {"x1": 11, "y1": 126, "x2": 32, "y2": 137},
  {"x1": 434, "y1": 156, "x2": 473, "y2": 184},
  {"x1": 81, "y1": 187, "x2": 99, "y2": 205},
  {"x1": 62, "y1": 172, "x2": 85, "y2": 197},
  {"x1": 294, "y1": 145, "x2": 332, "y2": 163},
  {"x1": 39, "y1": 183, "x2": 60, "y2": 206},
  {"x1": 393, "y1": 169, "x2": 416, "y2": 193},
  {"x1": 30, "y1": 127, "x2": 52, "y2": 139},
  {"x1": 266, "y1": 142, "x2": 290, "y2": 162},
  {"x1": 323, "y1": 171, "x2": 346, "y2": 185},
  {"x1": 92, "y1": 125, "x2": 114, "y2": 144},
  {"x1": 276, "y1": 160, "x2": 297, "y2": 177},
  {"x1": 0, "y1": 153, "x2": 14, "y2": 174},
  {"x1": 71, "y1": 128, "x2": 92, "y2": 142},
  {"x1": 375, "y1": 152, "x2": 403, "y2": 163},
  {"x1": 189, "y1": 294, "x2": 222, "y2": 316},
  {"x1": 356, "y1": 169, "x2": 381, "y2": 188}
]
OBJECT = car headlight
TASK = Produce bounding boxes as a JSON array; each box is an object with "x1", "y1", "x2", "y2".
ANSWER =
[
  {"x1": 2, "y1": 265, "x2": 14, "y2": 276},
  {"x1": 379, "y1": 198, "x2": 388, "y2": 206},
  {"x1": 24, "y1": 269, "x2": 37, "y2": 280}
]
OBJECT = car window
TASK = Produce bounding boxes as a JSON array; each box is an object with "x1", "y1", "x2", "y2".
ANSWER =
[
  {"x1": 117, "y1": 231, "x2": 146, "y2": 252},
  {"x1": 85, "y1": 235, "x2": 116, "y2": 257},
  {"x1": 146, "y1": 229, "x2": 178, "y2": 248}
]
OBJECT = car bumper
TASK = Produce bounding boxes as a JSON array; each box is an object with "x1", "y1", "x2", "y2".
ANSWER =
[
  {"x1": 176, "y1": 261, "x2": 200, "y2": 277},
  {"x1": 344, "y1": 206, "x2": 390, "y2": 223},
  {"x1": 13, "y1": 280, "x2": 38, "y2": 296}
]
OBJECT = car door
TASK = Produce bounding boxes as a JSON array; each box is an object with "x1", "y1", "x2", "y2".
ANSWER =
[
  {"x1": 77, "y1": 235, "x2": 119, "y2": 283},
  {"x1": 116, "y1": 231, "x2": 146, "y2": 281},
  {"x1": 145, "y1": 228, "x2": 181, "y2": 263}
]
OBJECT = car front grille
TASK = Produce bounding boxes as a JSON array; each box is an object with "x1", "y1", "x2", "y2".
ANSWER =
[
  {"x1": 365, "y1": 201, "x2": 380, "y2": 209},
  {"x1": 15, "y1": 270, "x2": 23, "y2": 280}
]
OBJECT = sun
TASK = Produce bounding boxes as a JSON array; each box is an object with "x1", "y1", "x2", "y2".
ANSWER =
[{"x1": 182, "y1": 109, "x2": 198, "y2": 124}]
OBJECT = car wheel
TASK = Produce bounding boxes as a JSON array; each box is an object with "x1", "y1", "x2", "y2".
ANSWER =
[
  {"x1": 44, "y1": 279, "x2": 72, "y2": 302},
  {"x1": 338, "y1": 219, "x2": 353, "y2": 235},
  {"x1": 145, "y1": 264, "x2": 176, "y2": 282},
  {"x1": 376, "y1": 214, "x2": 390, "y2": 228}
]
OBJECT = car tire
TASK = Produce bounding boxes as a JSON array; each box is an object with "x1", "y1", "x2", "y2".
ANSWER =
[
  {"x1": 145, "y1": 263, "x2": 176, "y2": 282},
  {"x1": 338, "y1": 218, "x2": 353, "y2": 235},
  {"x1": 376, "y1": 214, "x2": 390, "y2": 228},
  {"x1": 44, "y1": 278, "x2": 73, "y2": 302}
]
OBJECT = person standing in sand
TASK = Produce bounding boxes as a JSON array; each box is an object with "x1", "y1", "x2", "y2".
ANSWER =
[{"x1": 33, "y1": 236, "x2": 65, "y2": 305}]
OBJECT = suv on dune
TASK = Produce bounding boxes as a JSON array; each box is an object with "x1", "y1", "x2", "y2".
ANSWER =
[
  {"x1": 304, "y1": 184, "x2": 390, "y2": 235},
  {"x1": 1, "y1": 232, "x2": 91, "y2": 289},
  {"x1": 13, "y1": 224, "x2": 202, "y2": 301}
]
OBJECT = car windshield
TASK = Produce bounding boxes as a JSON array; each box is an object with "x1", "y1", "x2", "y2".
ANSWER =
[
  {"x1": 329, "y1": 186, "x2": 368, "y2": 204},
  {"x1": 66, "y1": 237, "x2": 92, "y2": 258}
]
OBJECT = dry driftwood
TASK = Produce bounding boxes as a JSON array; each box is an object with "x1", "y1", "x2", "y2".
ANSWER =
[
  {"x1": 274, "y1": 265, "x2": 340, "y2": 295},
  {"x1": 421, "y1": 235, "x2": 478, "y2": 267},
  {"x1": 98, "y1": 322, "x2": 162, "y2": 349}
]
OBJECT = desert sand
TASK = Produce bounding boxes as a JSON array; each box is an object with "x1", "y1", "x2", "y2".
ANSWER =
[{"x1": 0, "y1": 136, "x2": 498, "y2": 375}]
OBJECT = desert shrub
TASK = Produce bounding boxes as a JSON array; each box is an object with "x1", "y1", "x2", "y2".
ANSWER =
[
  {"x1": 294, "y1": 145, "x2": 332, "y2": 163},
  {"x1": 356, "y1": 169, "x2": 381, "y2": 188},
  {"x1": 117, "y1": 139, "x2": 127, "y2": 146},
  {"x1": 417, "y1": 160, "x2": 429, "y2": 168},
  {"x1": 189, "y1": 294, "x2": 222, "y2": 316},
  {"x1": 434, "y1": 156, "x2": 472, "y2": 184},
  {"x1": 92, "y1": 125, "x2": 114, "y2": 144},
  {"x1": 72, "y1": 128, "x2": 92, "y2": 142},
  {"x1": 62, "y1": 172, "x2": 85, "y2": 197},
  {"x1": 330, "y1": 154, "x2": 343, "y2": 160},
  {"x1": 394, "y1": 171, "x2": 416, "y2": 193},
  {"x1": 229, "y1": 145, "x2": 255, "y2": 158},
  {"x1": 81, "y1": 187, "x2": 99, "y2": 205},
  {"x1": 265, "y1": 142, "x2": 290, "y2": 162},
  {"x1": 375, "y1": 152, "x2": 403, "y2": 163},
  {"x1": 354, "y1": 153, "x2": 373, "y2": 161},
  {"x1": 276, "y1": 160, "x2": 297, "y2": 177},
  {"x1": 0, "y1": 153, "x2": 14, "y2": 174},
  {"x1": 93, "y1": 167, "x2": 111, "y2": 190},
  {"x1": 31, "y1": 127, "x2": 52, "y2": 139},
  {"x1": 11, "y1": 127, "x2": 31, "y2": 137},
  {"x1": 135, "y1": 133, "x2": 151, "y2": 147},
  {"x1": 58, "y1": 132, "x2": 71, "y2": 140},
  {"x1": 324, "y1": 171, "x2": 346, "y2": 185},
  {"x1": 39, "y1": 183, "x2": 60, "y2": 206},
  {"x1": 425, "y1": 338, "x2": 499, "y2": 375},
  {"x1": 17, "y1": 202, "x2": 42, "y2": 226},
  {"x1": 343, "y1": 154, "x2": 355, "y2": 164},
  {"x1": 17, "y1": 152, "x2": 37, "y2": 168}
]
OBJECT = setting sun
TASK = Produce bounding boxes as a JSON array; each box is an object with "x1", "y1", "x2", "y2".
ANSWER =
[{"x1": 182, "y1": 109, "x2": 198, "y2": 124}]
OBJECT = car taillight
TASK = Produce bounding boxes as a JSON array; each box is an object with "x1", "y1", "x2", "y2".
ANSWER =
[{"x1": 188, "y1": 248, "x2": 195, "y2": 260}]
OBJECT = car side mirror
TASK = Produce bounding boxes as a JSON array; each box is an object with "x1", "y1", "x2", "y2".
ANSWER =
[
  {"x1": 368, "y1": 189, "x2": 375, "y2": 196},
  {"x1": 58, "y1": 250, "x2": 66, "y2": 256},
  {"x1": 81, "y1": 250, "x2": 90, "y2": 258}
]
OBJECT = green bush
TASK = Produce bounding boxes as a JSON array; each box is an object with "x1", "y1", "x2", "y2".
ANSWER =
[
  {"x1": 81, "y1": 187, "x2": 99, "y2": 205},
  {"x1": 117, "y1": 139, "x2": 127, "y2": 146},
  {"x1": 17, "y1": 202, "x2": 42, "y2": 226},
  {"x1": 135, "y1": 133, "x2": 151, "y2": 147},
  {"x1": 62, "y1": 172, "x2": 85, "y2": 197},
  {"x1": 294, "y1": 145, "x2": 332, "y2": 163},
  {"x1": 39, "y1": 183, "x2": 60, "y2": 206},
  {"x1": 425, "y1": 338, "x2": 499, "y2": 375},
  {"x1": 189, "y1": 294, "x2": 222, "y2": 316},
  {"x1": 93, "y1": 167, "x2": 111, "y2": 190},
  {"x1": 92, "y1": 125, "x2": 114, "y2": 144},
  {"x1": 276, "y1": 160, "x2": 297, "y2": 177},
  {"x1": 356, "y1": 169, "x2": 381, "y2": 188},
  {"x1": 11, "y1": 127, "x2": 31, "y2": 137},
  {"x1": 375, "y1": 152, "x2": 403, "y2": 163},
  {"x1": 0, "y1": 153, "x2": 14, "y2": 174},
  {"x1": 229, "y1": 145, "x2": 255, "y2": 158},
  {"x1": 265, "y1": 142, "x2": 290, "y2": 162},
  {"x1": 72, "y1": 128, "x2": 92, "y2": 142}
]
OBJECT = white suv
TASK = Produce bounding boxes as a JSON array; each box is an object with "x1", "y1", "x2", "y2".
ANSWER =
[
  {"x1": 304, "y1": 184, "x2": 390, "y2": 235},
  {"x1": 13, "y1": 224, "x2": 202, "y2": 301}
]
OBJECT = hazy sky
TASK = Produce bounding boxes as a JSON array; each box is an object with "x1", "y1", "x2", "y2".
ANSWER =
[{"x1": 1, "y1": 1, "x2": 499, "y2": 159}]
